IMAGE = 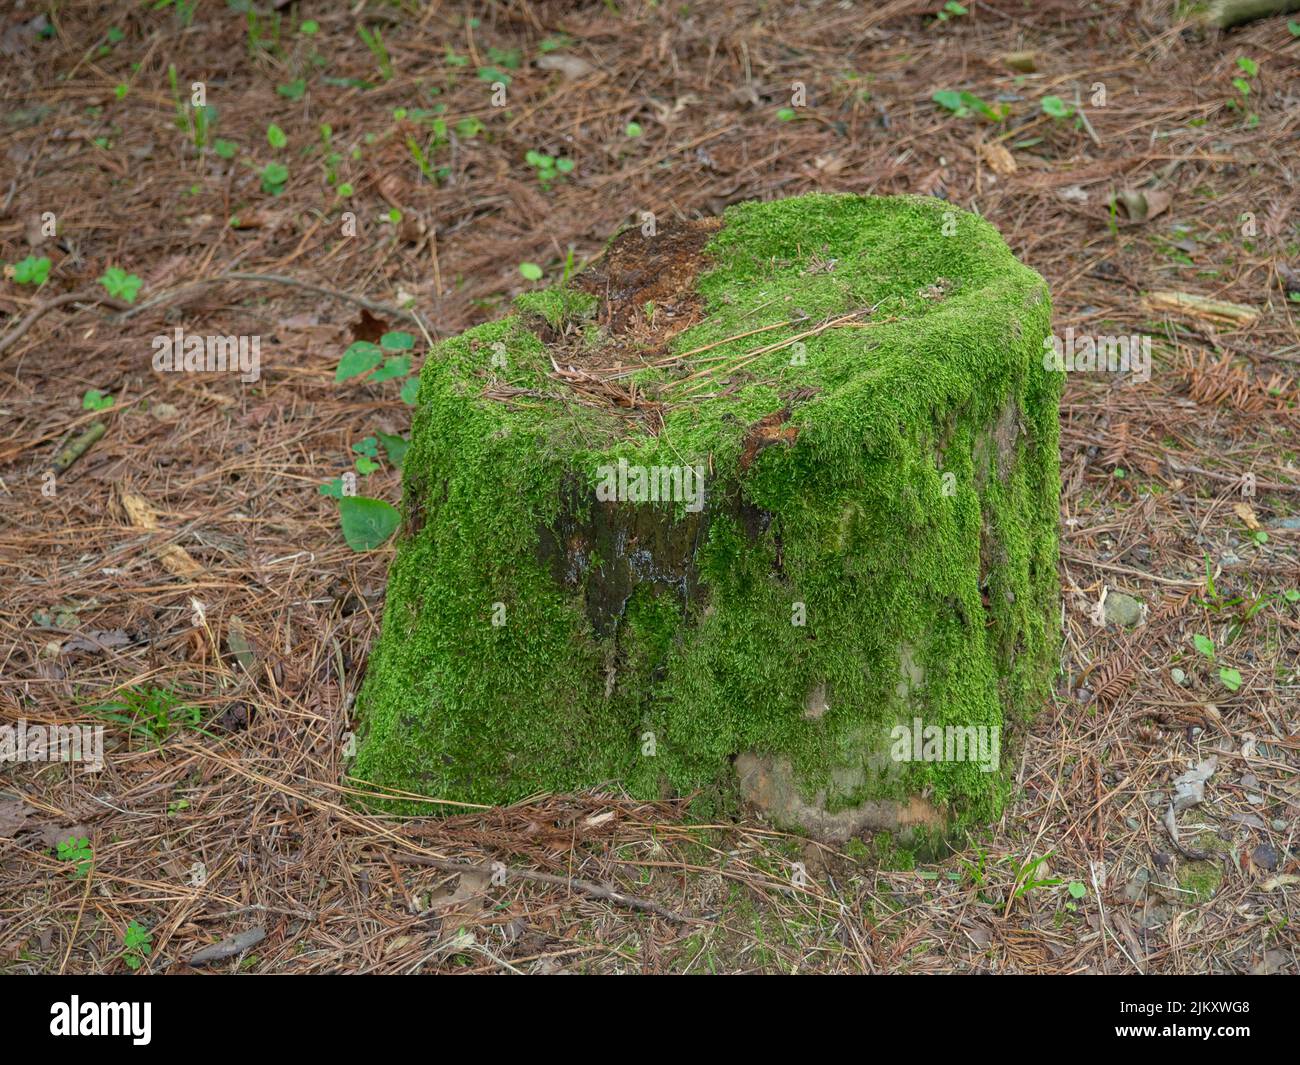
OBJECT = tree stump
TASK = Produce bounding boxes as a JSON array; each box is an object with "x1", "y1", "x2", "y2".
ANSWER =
[{"x1": 354, "y1": 193, "x2": 1061, "y2": 842}]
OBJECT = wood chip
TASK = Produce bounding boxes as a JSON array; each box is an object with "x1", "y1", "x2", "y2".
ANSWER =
[
  {"x1": 1233, "y1": 501, "x2": 1260, "y2": 530},
  {"x1": 1144, "y1": 290, "x2": 1259, "y2": 326},
  {"x1": 978, "y1": 139, "x2": 1017, "y2": 175},
  {"x1": 118, "y1": 488, "x2": 204, "y2": 578}
]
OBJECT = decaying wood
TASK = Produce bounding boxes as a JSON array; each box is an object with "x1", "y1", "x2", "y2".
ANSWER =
[
  {"x1": 1198, "y1": 0, "x2": 1300, "y2": 29},
  {"x1": 1144, "y1": 290, "x2": 1258, "y2": 326},
  {"x1": 117, "y1": 486, "x2": 205, "y2": 577},
  {"x1": 51, "y1": 421, "x2": 106, "y2": 473}
]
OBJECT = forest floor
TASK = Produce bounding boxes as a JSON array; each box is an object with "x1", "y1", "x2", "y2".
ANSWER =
[{"x1": 1, "y1": 0, "x2": 1297, "y2": 974}]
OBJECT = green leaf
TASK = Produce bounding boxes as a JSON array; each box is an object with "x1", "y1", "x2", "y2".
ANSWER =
[
  {"x1": 266, "y1": 123, "x2": 287, "y2": 149},
  {"x1": 377, "y1": 432, "x2": 409, "y2": 469},
  {"x1": 1218, "y1": 666, "x2": 1242, "y2": 691},
  {"x1": 369, "y1": 356, "x2": 411, "y2": 383},
  {"x1": 339, "y1": 496, "x2": 400, "y2": 551},
  {"x1": 124, "y1": 921, "x2": 151, "y2": 951},
  {"x1": 1236, "y1": 56, "x2": 1258, "y2": 77},
  {"x1": 1041, "y1": 95, "x2": 1073, "y2": 119},
  {"x1": 82, "y1": 389, "x2": 114, "y2": 411},
  {"x1": 1284, "y1": 589, "x2": 1300, "y2": 603},
  {"x1": 354, "y1": 456, "x2": 380, "y2": 475},
  {"x1": 932, "y1": 90, "x2": 965, "y2": 114},
  {"x1": 261, "y1": 161, "x2": 288, "y2": 193},
  {"x1": 519, "y1": 262, "x2": 543, "y2": 281},
  {"x1": 300, "y1": 19, "x2": 319, "y2": 35},
  {"x1": 400, "y1": 376, "x2": 420, "y2": 405},
  {"x1": 277, "y1": 79, "x2": 306, "y2": 100},
  {"x1": 380, "y1": 330, "x2": 415, "y2": 350},
  {"x1": 487, "y1": 46, "x2": 523, "y2": 70},
  {"x1": 776, "y1": 108, "x2": 796, "y2": 121},
  {"x1": 336, "y1": 341, "x2": 383, "y2": 382},
  {"x1": 12, "y1": 255, "x2": 51, "y2": 285},
  {"x1": 98, "y1": 266, "x2": 142, "y2": 303},
  {"x1": 213, "y1": 138, "x2": 237, "y2": 159},
  {"x1": 1193, "y1": 633, "x2": 1215, "y2": 659},
  {"x1": 1067, "y1": 881, "x2": 1087, "y2": 899},
  {"x1": 625, "y1": 121, "x2": 642, "y2": 137},
  {"x1": 555, "y1": 157, "x2": 574, "y2": 173}
]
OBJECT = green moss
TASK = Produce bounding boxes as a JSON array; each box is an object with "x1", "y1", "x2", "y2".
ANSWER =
[
  {"x1": 353, "y1": 193, "x2": 1061, "y2": 829},
  {"x1": 1177, "y1": 861, "x2": 1224, "y2": 903}
]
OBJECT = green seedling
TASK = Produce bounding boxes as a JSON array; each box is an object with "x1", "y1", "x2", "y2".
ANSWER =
[
  {"x1": 1229, "y1": 56, "x2": 1259, "y2": 126},
  {"x1": 358, "y1": 25, "x2": 393, "y2": 81},
  {"x1": 353, "y1": 436, "x2": 381, "y2": 475},
  {"x1": 82, "y1": 389, "x2": 114, "y2": 411},
  {"x1": 261, "y1": 161, "x2": 289, "y2": 194},
  {"x1": 122, "y1": 921, "x2": 152, "y2": 971},
  {"x1": 525, "y1": 149, "x2": 574, "y2": 186},
  {"x1": 1041, "y1": 95, "x2": 1075, "y2": 120},
  {"x1": 244, "y1": 9, "x2": 282, "y2": 56},
  {"x1": 11, "y1": 255, "x2": 51, "y2": 286},
  {"x1": 99, "y1": 266, "x2": 142, "y2": 303},
  {"x1": 90, "y1": 685, "x2": 204, "y2": 747},
  {"x1": 932, "y1": 90, "x2": 1006, "y2": 122},
  {"x1": 1010, "y1": 851, "x2": 1061, "y2": 904},
  {"x1": 57, "y1": 836, "x2": 94, "y2": 878}
]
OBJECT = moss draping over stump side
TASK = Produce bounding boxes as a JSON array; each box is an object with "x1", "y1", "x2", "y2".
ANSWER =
[{"x1": 353, "y1": 193, "x2": 1061, "y2": 835}]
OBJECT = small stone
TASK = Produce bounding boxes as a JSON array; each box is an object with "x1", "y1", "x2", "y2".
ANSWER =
[
  {"x1": 1124, "y1": 867, "x2": 1150, "y2": 901},
  {"x1": 1104, "y1": 592, "x2": 1144, "y2": 627},
  {"x1": 1252, "y1": 843, "x2": 1278, "y2": 871},
  {"x1": 152, "y1": 402, "x2": 179, "y2": 420},
  {"x1": 1171, "y1": 667, "x2": 1188, "y2": 686}
]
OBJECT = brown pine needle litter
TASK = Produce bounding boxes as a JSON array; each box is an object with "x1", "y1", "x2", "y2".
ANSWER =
[{"x1": 1, "y1": 0, "x2": 1298, "y2": 975}]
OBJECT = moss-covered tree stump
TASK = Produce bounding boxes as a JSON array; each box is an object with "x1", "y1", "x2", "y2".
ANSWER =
[{"x1": 354, "y1": 193, "x2": 1061, "y2": 840}]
